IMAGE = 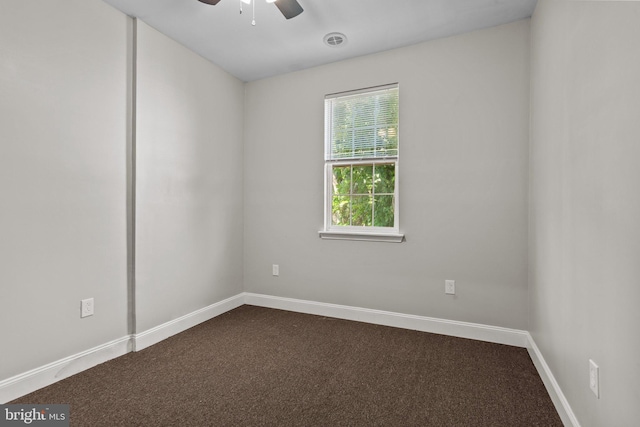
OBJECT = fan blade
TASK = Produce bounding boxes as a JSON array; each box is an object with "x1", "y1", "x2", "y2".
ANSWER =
[
  {"x1": 274, "y1": 0, "x2": 303, "y2": 19},
  {"x1": 198, "y1": 0, "x2": 221, "y2": 5}
]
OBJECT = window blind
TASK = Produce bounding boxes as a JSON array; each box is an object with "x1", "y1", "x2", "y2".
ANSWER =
[{"x1": 325, "y1": 84, "x2": 399, "y2": 161}]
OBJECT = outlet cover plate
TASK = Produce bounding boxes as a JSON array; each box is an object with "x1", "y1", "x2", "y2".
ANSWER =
[
  {"x1": 81, "y1": 298, "x2": 94, "y2": 318},
  {"x1": 589, "y1": 359, "x2": 599, "y2": 398},
  {"x1": 445, "y1": 280, "x2": 455, "y2": 295},
  {"x1": 272, "y1": 264, "x2": 279, "y2": 276}
]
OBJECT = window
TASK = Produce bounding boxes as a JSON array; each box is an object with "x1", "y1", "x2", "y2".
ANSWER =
[{"x1": 319, "y1": 84, "x2": 403, "y2": 242}]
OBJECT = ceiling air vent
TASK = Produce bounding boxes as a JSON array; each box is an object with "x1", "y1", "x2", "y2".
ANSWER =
[{"x1": 324, "y1": 32, "x2": 347, "y2": 48}]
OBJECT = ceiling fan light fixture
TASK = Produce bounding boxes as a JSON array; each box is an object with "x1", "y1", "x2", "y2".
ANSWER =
[
  {"x1": 199, "y1": 0, "x2": 303, "y2": 23},
  {"x1": 324, "y1": 32, "x2": 347, "y2": 48}
]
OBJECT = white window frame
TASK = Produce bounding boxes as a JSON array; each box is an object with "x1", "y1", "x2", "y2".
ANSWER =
[{"x1": 319, "y1": 84, "x2": 404, "y2": 243}]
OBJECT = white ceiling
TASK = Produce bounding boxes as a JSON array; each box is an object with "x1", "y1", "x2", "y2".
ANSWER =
[{"x1": 101, "y1": 0, "x2": 538, "y2": 82}]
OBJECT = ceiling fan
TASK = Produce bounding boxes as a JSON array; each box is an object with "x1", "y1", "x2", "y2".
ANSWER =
[{"x1": 197, "y1": 0, "x2": 304, "y2": 20}]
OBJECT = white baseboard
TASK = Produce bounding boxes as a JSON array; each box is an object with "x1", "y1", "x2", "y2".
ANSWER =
[
  {"x1": 133, "y1": 293, "x2": 245, "y2": 351},
  {"x1": 3, "y1": 290, "x2": 575, "y2": 427},
  {"x1": 526, "y1": 333, "x2": 580, "y2": 427},
  {"x1": 1, "y1": 293, "x2": 245, "y2": 403},
  {"x1": 244, "y1": 293, "x2": 529, "y2": 348},
  {"x1": 0, "y1": 335, "x2": 131, "y2": 404}
]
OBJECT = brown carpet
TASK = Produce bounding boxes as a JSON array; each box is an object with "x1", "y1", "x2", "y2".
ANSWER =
[{"x1": 13, "y1": 305, "x2": 562, "y2": 426}]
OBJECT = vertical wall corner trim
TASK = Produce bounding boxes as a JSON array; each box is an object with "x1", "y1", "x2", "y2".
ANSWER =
[{"x1": 126, "y1": 16, "x2": 137, "y2": 337}]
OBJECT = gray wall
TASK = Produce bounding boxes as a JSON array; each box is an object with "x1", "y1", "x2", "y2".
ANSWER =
[
  {"x1": 135, "y1": 21, "x2": 245, "y2": 332},
  {"x1": 0, "y1": 0, "x2": 129, "y2": 379},
  {"x1": 244, "y1": 20, "x2": 531, "y2": 329},
  {"x1": 7, "y1": 3, "x2": 637, "y2": 423},
  {"x1": 529, "y1": 1, "x2": 640, "y2": 425},
  {"x1": 0, "y1": 1, "x2": 245, "y2": 384}
]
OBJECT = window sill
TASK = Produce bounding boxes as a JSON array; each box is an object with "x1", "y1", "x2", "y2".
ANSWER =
[{"x1": 318, "y1": 230, "x2": 405, "y2": 243}]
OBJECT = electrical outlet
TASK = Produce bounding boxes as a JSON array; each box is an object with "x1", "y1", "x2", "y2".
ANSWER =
[
  {"x1": 589, "y1": 359, "x2": 599, "y2": 398},
  {"x1": 445, "y1": 280, "x2": 455, "y2": 295},
  {"x1": 272, "y1": 264, "x2": 279, "y2": 276},
  {"x1": 81, "y1": 298, "x2": 94, "y2": 318}
]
